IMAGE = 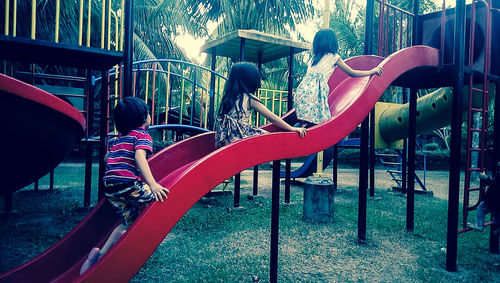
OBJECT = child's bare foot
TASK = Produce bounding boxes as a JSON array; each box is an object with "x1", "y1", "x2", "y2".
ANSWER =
[
  {"x1": 467, "y1": 223, "x2": 483, "y2": 232},
  {"x1": 80, "y1": 247, "x2": 101, "y2": 275}
]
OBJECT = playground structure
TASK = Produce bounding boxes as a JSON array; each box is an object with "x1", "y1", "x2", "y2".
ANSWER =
[
  {"x1": 0, "y1": 0, "x2": 499, "y2": 282},
  {"x1": 0, "y1": 73, "x2": 85, "y2": 206}
]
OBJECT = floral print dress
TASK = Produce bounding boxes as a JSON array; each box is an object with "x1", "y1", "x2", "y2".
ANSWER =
[
  {"x1": 215, "y1": 93, "x2": 267, "y2": 148},
  {"x1": 294, "y1": 53, "x2": 341, "y2": 124}
]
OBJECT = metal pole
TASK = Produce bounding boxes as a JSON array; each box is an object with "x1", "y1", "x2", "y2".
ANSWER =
[
  {"x1": 366, "y1": 0, "x2": 375, "y2": 200},
  {"x1": 446, "y1": 0, "x2": 466, "y2": 271},
  {"x1": 407, "y1": 88, "x2": 417, "y2": 231},
  {"x1": 135, "y1": 65, "x2": 141, "y2": 97},
  {"x1": 98, "y1": 69, "x2": 109, "y2": 200},
  {"x1": 357, "y1": 0, "x2": 374, "y2": 242},
  {"x1": 358, "y1": 118, "x2": 369, "y2": 241},
  {"x1": 402, "y1": 88, "x2": 408, "y2": 193},
  {"x1": 364, "y1": 0, "x2": 374, "y2": 55},
  {"x1": 233, "y1": 173, "x2": 241, "y2": 208},
  {"x1": 123, "y1": 0, "x2": 133, "y2": 97},
  {"x1": 490, "y1": 80, "x2": 500, "y2": 254},
  {"x1": 333, "y1": 145, "x2": 338, "y2": 191},
  {"x1": 233, "y1": 37, "x2": 246, "y2": 203},
  {"x1": 208, "y1": 49, "x2": 216, "y2": 130},
  {"x1": 406, "y1": 0, "x2": 420, "y2": 233},
  {"x1": 369, "y1": 109, "x2": 375, "y2": 197},
  {"x1": 285, "y1": 47, "x2": 295, "y2": 203},
  {"x1": 84, "y1": 70, "x2": 95, "y2": 207},
  {"x1": 253, "y1": 167, "x2": 259, "y2": 196},
  {"x1": 287, "y1": 48, "x2": 295, "y2": 111},
  {"x1": 253, "y1": 52, "x2": 263, "y2": 197},
  {"x1": 270, "y1": 160, "x2": 281, "y2": 283},
  {"x1": 190, "y1": 75, "x2": 196, "y2": 126}
]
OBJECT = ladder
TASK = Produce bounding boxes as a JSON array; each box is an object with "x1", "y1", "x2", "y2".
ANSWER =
[
  {"x1": 461, "y1": 0, "x2": 492, "y2": 232},
  {"x1": 376, "y1": 148, "x2": 429, "y2": 194}
]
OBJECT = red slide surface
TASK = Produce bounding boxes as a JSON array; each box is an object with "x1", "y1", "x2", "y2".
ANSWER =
[
  {"x1": 0, "y1": 74, "x2": 85, "y2": 195},
  {"x1": 0, "y1": 46, "x2": 439, "y2": 282}
]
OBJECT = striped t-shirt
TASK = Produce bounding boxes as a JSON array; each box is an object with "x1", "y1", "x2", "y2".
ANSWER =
[{"x1": 103, "y1": 127, "x2": 153, "y2": 183}]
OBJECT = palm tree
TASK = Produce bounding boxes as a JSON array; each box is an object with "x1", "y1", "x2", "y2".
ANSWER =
[
  {"x1": 330, "y1": 0, "x2": 366, "y2": 58},
  {"x1": 133, "y1": 0, "x2": 211, "y2": 61},
  {"x1": 179, "y1": 0, "x2": 317, "y2": 90}
]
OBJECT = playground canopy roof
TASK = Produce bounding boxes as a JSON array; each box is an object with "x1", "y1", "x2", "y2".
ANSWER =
[{"x1": 201, "y1": 29, "x2": 310, "y2": 63}]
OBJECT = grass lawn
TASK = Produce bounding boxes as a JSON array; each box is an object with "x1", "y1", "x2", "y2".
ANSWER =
[{"x1": 1, "y1": 164, "x2": 500, "y2": 282}]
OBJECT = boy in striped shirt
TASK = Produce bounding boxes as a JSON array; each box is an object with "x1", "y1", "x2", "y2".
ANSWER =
[{"x1": 80, "y1": 97, "x2": 169, "y2": 275}]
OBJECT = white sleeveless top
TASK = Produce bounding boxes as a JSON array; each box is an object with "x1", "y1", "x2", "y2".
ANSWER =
[{"x1": 307, "y1": 53, "x2": 341, "y2": 79}]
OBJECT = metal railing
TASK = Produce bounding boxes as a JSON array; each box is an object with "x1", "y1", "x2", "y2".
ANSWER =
[
  {"x1": 374, "y1": 0, "x2": 415, "y2": 57},
  {"x1": 2, "y1": 0, "x2": 123, "y2": 50},
  {"x1": 97, "y1": 59, "x2": 290, "y2": 136}
]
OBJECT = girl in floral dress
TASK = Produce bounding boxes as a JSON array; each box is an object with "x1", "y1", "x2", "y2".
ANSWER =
[
  {"x1": 215, "y1": 62, "x2": 306, "y2": 148},
  {"x1": 294, "y1": 28, "x2": 383, "y2": 126}
]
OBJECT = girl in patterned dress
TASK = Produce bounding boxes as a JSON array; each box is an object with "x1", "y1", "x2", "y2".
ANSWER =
[
  {"x1": 294, "y1": 29, "x2": 383, "y2": 126},
  {"x1": 215, "y1": 62, "x2": 306, "y2": 148}
]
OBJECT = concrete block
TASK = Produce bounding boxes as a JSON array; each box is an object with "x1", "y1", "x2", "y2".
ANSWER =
[{"x1": 302, "y1": 176, "x2": 335, "y2": 223}]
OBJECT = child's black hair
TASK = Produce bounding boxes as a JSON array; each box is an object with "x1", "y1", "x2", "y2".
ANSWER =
[
  {"x1": 218, "y1": 62, "x2": 261, "y2": 117},
  {"x1": 311, "y1": 29, "x2": 339, "y2": 67},
  {"x1": 114, "y1": 97, "x2": 149, "y2": 135}
]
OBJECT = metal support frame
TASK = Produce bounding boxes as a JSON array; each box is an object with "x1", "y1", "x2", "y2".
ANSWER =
[
  {"x1": 190, "y1": 76, "x2": 197, "y2": 125},
  {"x1": 123, "y1": 0, "x2": 133, "y2": 98},
  {"x1": 446, "y1": 0, "x2": 466, "y2": 272},
  {"x1": 208, "y1": 48, "x2": 217, "y2": 130},
  {"x1": 253, "y1": 51, "x2": 263, "y2": 197},
  {"x1": 369, "y1": 109, "x2": 376, "y2": 197},
  {"x1": 358, "y1": 118, "x2": 369, "y2": 241},
  {"x1": 31, "y1": 65, "x2": 39, "y2": 193},
  {"x1": 405, "y1": 0, "x2": 420, "y2": 233},
  {"x1": 98, "y1": 69, "x2": 109, "y2": 200},
  {"x1": 490, "y1": 80, "x2": 500, "y2": 254},
  {"x1": 233, "y1": 38, "x2": 246, "y2": 206},
  {"x1": 358, "y1": 0, "x2": 374, "y2": 241},
  {"x1": 234, "y1": 173, "x2": 241, "y2": 208},
  {"x1": 333, "y1": 145, "x2": 338, "y2": 191},
  {"x1": 407, "y1": 88, "x2": 417, "y2": 231},
  {"x1": 402, "y1": 88, "x2": 408, "y2": 193},
  {"x1": 270, "y1": 160, "x2": 281, "y2": 283},
  {"x1": 285, "y1": 47, "x2": 295, "y2": 203},
  {"x1": 84, "y1": 70, "x2": 94, "y2": 207}
]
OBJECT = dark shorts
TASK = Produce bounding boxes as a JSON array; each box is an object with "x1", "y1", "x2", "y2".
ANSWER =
[{"x1": 104, "y1": 180, "x2": 155, "y2": 225}]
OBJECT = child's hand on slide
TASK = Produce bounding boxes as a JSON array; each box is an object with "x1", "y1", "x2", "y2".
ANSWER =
[
  {"x1": 371, "y1": 66, "x2": 383, "y2": 76},
  {"x1": 151, "y1": 183, "x2": 170, "y2": 202},
  {"x1": 293, "y1": 127, "x2": 307, "y2": 137}
]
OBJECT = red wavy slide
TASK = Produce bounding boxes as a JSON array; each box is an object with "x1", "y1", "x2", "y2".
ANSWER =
[
  {"x1": 0, "y1": 46, "x2": 439, "y2": 282},
  {"x1": 0, "y1": 74, "x2": 85, "y2": 196}
]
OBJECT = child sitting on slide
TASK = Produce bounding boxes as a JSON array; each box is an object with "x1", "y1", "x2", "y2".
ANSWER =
[
  {"x1": 80, "y1": 97, "x2": 169, "y2": 275},
  {"x1": 294, "y1": 28, "x2": 383, "y2": 127},
  {"x1": 215, "y1": 61, "x2": 306, "y2": 148}
]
